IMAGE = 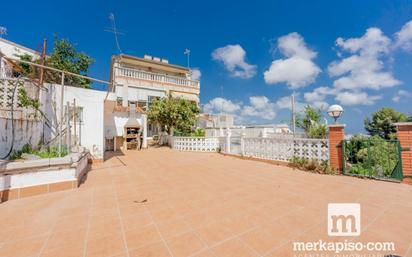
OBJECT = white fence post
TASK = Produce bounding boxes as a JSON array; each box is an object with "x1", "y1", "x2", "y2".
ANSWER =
[
  {"x1": 240, "y1": 127, "x2": 246, "y2": 156},
  {"x1": 226, "y1": 128, "x2": 231, "y2": 154}
]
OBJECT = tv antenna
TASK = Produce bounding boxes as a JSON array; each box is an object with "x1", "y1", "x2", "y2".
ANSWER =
[
  {"x1": 0, "y1": 26, "x2": 7, "y2": 38},
  {"x1": 184, "y1": 49, "x2": 190, "y2": 68},
  {"x1": 220, "y1": 84, "x2": 224, "y2": 115},
  {"x1": 105, "y1": 13, "x2": 125, "y2": 54}
]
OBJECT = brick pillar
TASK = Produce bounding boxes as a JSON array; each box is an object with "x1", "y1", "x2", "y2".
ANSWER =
[
  {"x1": 395, "y1": 122, "x2": 412, "y2": 177},
  {"x1": 328, "y1": 124, "x2": 345, "y2": 172}
]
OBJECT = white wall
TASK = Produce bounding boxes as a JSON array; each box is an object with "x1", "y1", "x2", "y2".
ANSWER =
[
  {"x1": 0, "y1": 152, "x2": 89, "y2": 191},
  {"x1": 0, "y1": 79, "x2": 107, "y2": 160},
  {"x1": 115, "y1": 85, "x2": 166, "y2": 102},
  {"x1": 0, "y1": 38, "x2": 40, "y2": 78},
  {"x1": 0, "y1": 38, "x2": 39, "y2": 59},
  {"x1": 0, "y1": 79, "x2": 45, "y2": 158},
  {"x1": 0, "y1": 119, "x2": 44, "y2": 158},
  {"x1": 205, "y1": 127, "x2": 281, "y2": 138},
  {"x1": 104, "y1": 100, "x2": 144, "y2": 138},
  {"x1": 48, "y1": 83, "x2": 106, "y2": 159}
]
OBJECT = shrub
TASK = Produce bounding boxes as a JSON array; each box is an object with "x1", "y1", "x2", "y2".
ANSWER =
[
  {"x1": 9, "y1": 144, "x2": 68, "y2": 160},
  {"x1": 190, "y1": 128, "x2": 205, "y2": 137},
  {"x1": 344, "y1": 135, "x2": 399, "y2": 177},
  {"x1": 289, "y1": 157, "x2": 333, "y2": 174}
]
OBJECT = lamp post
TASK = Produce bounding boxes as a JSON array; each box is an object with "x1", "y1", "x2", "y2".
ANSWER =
[{"x1": 327, "y1": 104, "x2": 344, "y2": 123}]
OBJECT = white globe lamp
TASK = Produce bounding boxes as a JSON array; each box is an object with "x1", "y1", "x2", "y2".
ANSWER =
[{"x1": 328, "y1": 104, "x2": 344, "y2": 123}]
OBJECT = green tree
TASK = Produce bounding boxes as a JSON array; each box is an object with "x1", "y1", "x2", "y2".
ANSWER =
[
  {"x1": 296, "y1": 105, "x2": 327, "y2": 138},
  {"x1": 16, "y1": 53, "x2": 34, "y2": 74},
  {"x1": 46, "y1": 37, "x2": 94, "y2": 88},
  {"x1": 364, "y1": 108, "x2": 408, "y2": 140},
  {"x1": 18, "y1": 37, "x2": 94, "y2": 88},
  {"x1": 148, "y1": 97, "x2": 200, "y2": 136}
]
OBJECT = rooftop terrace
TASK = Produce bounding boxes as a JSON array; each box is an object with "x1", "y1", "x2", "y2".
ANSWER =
[{"x1": 1, "y1": 148, "x2": 411, "y2": 257}]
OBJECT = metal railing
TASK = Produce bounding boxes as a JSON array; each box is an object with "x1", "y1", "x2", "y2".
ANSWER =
[
  {"x1": 342, "y1": 138, "x2": 403, "y2": 181},
  {"x1": 116, "y1": 67, "x2": 200, "y2": 88}
]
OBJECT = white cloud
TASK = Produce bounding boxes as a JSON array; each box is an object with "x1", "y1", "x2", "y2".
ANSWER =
[
  {"x1": 304, "y1": 86, "x2": 330, "y2": 102},
  {"x1": 328, "y1": 28, "x2": 400, "y2": 91},
  {"x1": 277, "y1": 32, "x2": 318, "y2": 59},
  {"x1": 264, "y1": 57, "x2": 321, "y2": 89},
  {"x1": 204, "y1": 94, "x2": 332, "y2": 123},
  {"x1": 264, "y1": 32, "x2": 321, "y2": 89},
  {"x1": 335, "y1": 91, "x2": 382, "y2": 106},
  {"x1": 275, "y1": 94, "x2": 305, "y2": 111},
  {"x1": 191, "y1": 68, "x2": 201, "y2": 80},
  {"x1": 310, "y1": 101, "x2": 329, "y2": 110},
  {"x1": 203, "y1": 97, "x2": 241, "y2": 114},
  {"x1": 212, "y1": 44, "x2": 257, "y2": 79},
  {"x1": 303, "y1": 87, "x2": 333, "y2": 109},
  {"x1": 392, "y1": 89, "x2": 412, "y2": 103},
  {"x1": 395, "y1": 20, "x2": 412, "y2": 51},
  {"x1": 241, "y1": 96, "x2": 277, "y2": 120},
  {"x1": 313, "y1": 26, "x2": 412, "y2": 107},
  {"x1": 304, "y1": 86, "x2": 381, "y2": 107},
  {"x1": 335, "y1": 28, "x2": 391, "y2": 55},
  {"x1": 204, "y1": 96, "x2": 278, "y2": 122}
]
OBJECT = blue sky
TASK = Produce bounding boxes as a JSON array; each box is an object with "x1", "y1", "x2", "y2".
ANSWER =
[{"x1": 1, "y1": 0, "x2": 412, "y2": 134}]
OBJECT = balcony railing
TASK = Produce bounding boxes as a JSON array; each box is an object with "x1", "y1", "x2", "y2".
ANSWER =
[{"x1": 115, "y1": 67, "x2": 200, "y2": 88}]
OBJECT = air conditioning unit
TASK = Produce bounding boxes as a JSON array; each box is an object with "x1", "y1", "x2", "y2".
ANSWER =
[
  {"x1": 161, "y1": 58, "x2": 169, "y2": 64},
  {"x1": 153, "y1": 57, "x2": 161, "y2": 62},
  {"x1": 144, "y1": 55, "x2": 152, "y2": 60}
]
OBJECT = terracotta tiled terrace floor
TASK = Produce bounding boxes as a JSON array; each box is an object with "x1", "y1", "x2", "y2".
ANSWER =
[{"x1": 1, "y1": 148, "x2": 412, "y2": 257}]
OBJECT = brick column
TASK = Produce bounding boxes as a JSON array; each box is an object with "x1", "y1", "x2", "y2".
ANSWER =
[
  {"x1": 395, "y1": 122, "x2": 412, "y2": 177},
  {"x1": 328, "y1": 124, "x2": 345, "y2": 172}
]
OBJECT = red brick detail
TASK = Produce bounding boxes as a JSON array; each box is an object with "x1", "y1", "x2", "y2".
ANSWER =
[
  {"x1": 396, "y1": 124, "x2": 412, "y2": 176},
  {"x1": 329, "y1": 125, "x2": 345, "y2": 172}
]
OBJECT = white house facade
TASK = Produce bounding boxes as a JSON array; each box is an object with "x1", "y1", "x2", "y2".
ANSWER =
[
  {"x1": 0, "y1": 38, "x2": 202, "y2": 161},
  {"x1": 105, "y1": 54, "x2": 200, "y2": 147},
  {"x1": 0, "y1": 38, "x2": 40, "y2": 78}
]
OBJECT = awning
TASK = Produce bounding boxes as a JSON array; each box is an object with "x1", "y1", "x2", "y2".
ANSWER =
[{"x1": 170, "y1": 91, "x2": 199, "y2": 102}]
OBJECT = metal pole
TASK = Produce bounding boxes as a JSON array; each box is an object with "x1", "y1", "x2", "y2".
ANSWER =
[
  {"x1": 6, "y1": 57, "x2": 111, "y2": 85},
  {"x1": 292, "y1": 92, "x2": 296, "y2": 136},
  {"x1": 39, "y1": 38, "x2": 47, "y2": 86},
  {"x1": 73, "y1": 98, "x2": 77, "y2": 146},
  {"x1": 66, "y1": 101, "x2": 71, "y2": 152},
  {"x1": 59, "y1": 72, "x2": 65, "y2": 157},
  {"x1": 187, "y1": 52, "x2": 190, "y2": 69}
]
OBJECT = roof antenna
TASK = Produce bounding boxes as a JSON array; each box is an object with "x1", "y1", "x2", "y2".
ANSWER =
[
  {"x1": 184, "y1": 49, "x2": 190, "y2": 68},
  {"x1": 105, "y1": 13, "x2": 124, "y2": 54},
  {"x1": 0, "y1": 26, "x2": 7, "y2": 38}
]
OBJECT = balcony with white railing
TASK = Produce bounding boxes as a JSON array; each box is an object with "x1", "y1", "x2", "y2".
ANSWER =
[{"x1": 115, "y1": 67, "x2": 200, "y2": 88}]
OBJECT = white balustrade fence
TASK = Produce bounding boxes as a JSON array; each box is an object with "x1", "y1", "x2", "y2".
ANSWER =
[
  {"x1": 243, "y1": 137, "x2": 329, "y2": 162},
  {"x1": 171, "y1": 137, "x2": 220, "y2": 152},
  {"x1": 168, "y1": 134, "x2": 329, "y2": 163},
  {"x1": 116, "y1": 67, "x2": 200, "y2": 88}
]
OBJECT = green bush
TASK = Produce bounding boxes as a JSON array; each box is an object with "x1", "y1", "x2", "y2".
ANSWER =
[
  {"x1": 174, "y1": 128, "x2": 206, "y2": 137},
  {"x1": 190, "y1": 128, "x2": 205, "y2": 137},
  {"x1": 9, "y1": 144, "x2": 68, "y2": 160},
  {"x1": 344, "y1": 135, "x2": 399, "y2": 177},
  {"x1": 307, "y1": 124, "x2": 328, "y2": 139},
  {"x1": 296, "y1": 105, "x2": 328, "y2": 139},
  {"x1": 289, "y1": 157, "x2": 333, "y2": 174}
]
